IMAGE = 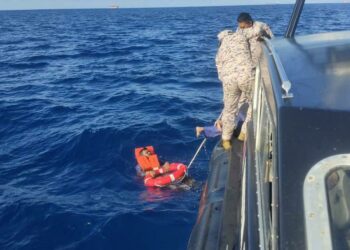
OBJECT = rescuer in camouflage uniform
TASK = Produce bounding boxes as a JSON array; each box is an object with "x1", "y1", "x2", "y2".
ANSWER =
[
  {"x1": 236, "y1": 13, "x2": 274, "y2": 67},
  {"x1": 235, "y1": 13, "x2": 274, "y2": 140},
  {"x1": 215, "y1": 30, "x2": 254, "y2": 150}
]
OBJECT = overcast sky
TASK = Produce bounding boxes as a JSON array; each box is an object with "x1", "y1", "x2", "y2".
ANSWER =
[{"x1": 0, "y1": 0, "x2": 344, "y2": 10}]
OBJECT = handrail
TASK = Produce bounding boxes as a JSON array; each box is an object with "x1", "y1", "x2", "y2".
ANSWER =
[{"x1": 263, "y1": 38, "x2": 294, "y2": 99}]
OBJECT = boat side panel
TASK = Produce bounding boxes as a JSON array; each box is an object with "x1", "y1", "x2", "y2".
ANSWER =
[
  {"x1": 219, "y1": 138, "x2": 243, "y2": 250},
  {"x1": 246, "y1": 122, "x2": 260, "y2": 250},
  {"x1": 187, "y1": 142, "x2": 232, "y2": 250}
]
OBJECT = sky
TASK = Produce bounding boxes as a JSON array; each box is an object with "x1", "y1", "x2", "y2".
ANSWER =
[{"x1": 0, "y1": 0, "x2": 345, "y2": 10}]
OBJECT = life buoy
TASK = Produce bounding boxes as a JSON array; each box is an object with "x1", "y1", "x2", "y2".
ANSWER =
[{"x1": 144, "y1": 163, "x2": 187, "y2": 187}]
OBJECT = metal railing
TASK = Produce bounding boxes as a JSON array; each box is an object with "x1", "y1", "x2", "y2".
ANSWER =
[
  {"x1": 263, "y1": 38, "x2": 294, "y2": 100},
  {"x1": 252, "y1": 66, "x2": 279, "y2": 250}
]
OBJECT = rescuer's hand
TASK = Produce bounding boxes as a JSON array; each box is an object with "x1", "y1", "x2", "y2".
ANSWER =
[{"x1": 215, "y1": 120, "x2": 222, "y2": 131}]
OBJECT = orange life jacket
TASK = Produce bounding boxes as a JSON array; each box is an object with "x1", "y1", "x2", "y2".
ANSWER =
[{"x1": 135, "y1": 146, "x2": 161, "y2": 172}]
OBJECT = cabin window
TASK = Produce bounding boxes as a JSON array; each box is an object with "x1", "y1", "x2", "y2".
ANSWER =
[{"x1": 327, "y1": 168, "x2": 350, "y2": 249}]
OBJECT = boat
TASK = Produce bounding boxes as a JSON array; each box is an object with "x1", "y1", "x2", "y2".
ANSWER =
[
  {"x1": 188, "y1": 0, "x2": 350, "y2": 249},
  {"x1": 110, "y1": 4, "x2": 119, "y2": 9}
]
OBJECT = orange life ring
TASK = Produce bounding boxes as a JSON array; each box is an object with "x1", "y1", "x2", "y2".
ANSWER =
[{"x1": 144, "y1": 163, "x2": 187, "y2": 187}]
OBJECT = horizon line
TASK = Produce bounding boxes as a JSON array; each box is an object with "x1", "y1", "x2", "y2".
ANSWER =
[{"x1": 0, "y1": 2, "x2": 346, "y2": 12}]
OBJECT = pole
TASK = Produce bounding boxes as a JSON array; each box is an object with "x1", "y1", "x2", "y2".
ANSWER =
[
  {"x1": 285, "y1": 0, "x2": 305, "y2": 38},
  {"x1": 187, "y1": 111, "x2": 223, "y2": 170},
  {"x1": 187, "y1": 138, "x2": 207, "y2": 170}
]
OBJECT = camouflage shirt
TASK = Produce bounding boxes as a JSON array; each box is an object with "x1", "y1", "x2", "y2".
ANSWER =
[
  {"x1": 237, "y1": 21, "x2": 274, "y2": 67},
  {"x1": 215, "y1": 30, "x2": 253, "y2": 81}
]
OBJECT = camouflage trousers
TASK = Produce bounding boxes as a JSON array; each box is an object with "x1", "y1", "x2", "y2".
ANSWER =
[{"x1": 221, "y1": 72, "x2": 254, "y2": 140}]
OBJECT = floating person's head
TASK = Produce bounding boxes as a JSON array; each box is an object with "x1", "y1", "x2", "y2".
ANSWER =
[
  {"x1": 140, "y1": 147, "x2": 152, "y2": 157},
  {"x1": 237, "y1": 12, "x2": 253, "y2": 29}
]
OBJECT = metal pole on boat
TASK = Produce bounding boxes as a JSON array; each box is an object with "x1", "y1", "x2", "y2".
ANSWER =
[{"x1": 285, "y1": 0, "x2": 305, "y2": 38}]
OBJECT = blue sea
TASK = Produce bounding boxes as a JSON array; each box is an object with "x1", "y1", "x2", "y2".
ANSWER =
[{"x1": 1, "y1": 4, "x2": 350, "y2": 250}]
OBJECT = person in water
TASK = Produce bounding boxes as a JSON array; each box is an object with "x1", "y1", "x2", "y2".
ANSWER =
[
  {"x1": 135, "y1": 146, "x2": 195, "y2": 189},
  {"x1": 215, "y1": 30, "x2": 254, "y2": 150},
  {"x1": 135, "y1": 147, "x2": 170, "y2": 177}
]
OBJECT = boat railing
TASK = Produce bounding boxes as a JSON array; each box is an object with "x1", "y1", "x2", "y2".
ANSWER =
[
  {"x1": 251, "y1": 61, "x2": 279, "y2": 250},
  {"x1": 263, "y1": 38, "x2": 294, "y2": 100}
]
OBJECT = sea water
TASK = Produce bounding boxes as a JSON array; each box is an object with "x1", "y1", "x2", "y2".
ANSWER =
[{"x1": 1, "y1": 4, "x2": 350, "y2": 250}]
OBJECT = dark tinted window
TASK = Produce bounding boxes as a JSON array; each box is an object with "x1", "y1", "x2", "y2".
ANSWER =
[{"x1": 326, "y1": 169, "x2": 350, "y2": 249}]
